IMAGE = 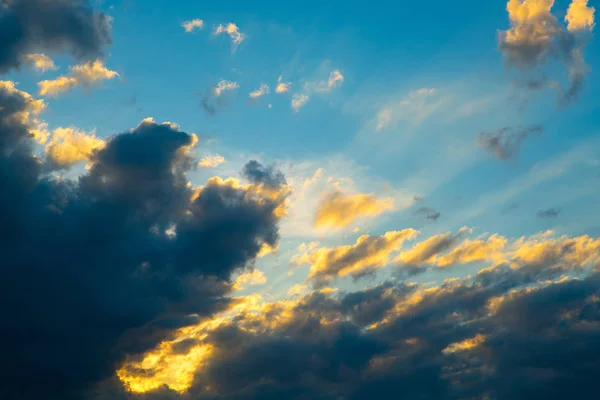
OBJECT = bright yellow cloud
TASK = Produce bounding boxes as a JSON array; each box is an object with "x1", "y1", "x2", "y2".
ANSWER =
[
  {"x1": 198, "y1": 154, "x2": 225, "y2": 168},
  {"x1": 233, "y1": 269, "x2": 267, "y2": 291},
  {"x1": 314, "y1": 190, "x2": 395, "y2": 229},
  {"x1": 181, "y1": 19, "x2": 204, "y2": 32},
  {"x1": 38, "y1": 60, "x2": 119, "y2": 97},
  {"x1": 294, "y1": 229, "x2": 418, "y2": 284},
  {"x1": 442, "y1": 334, "x2": 487, "y2": 354},
  {"x1": 249, "y1": 83, "x2": 269, "y2": 98},
  {"x1": 44, "y1": 127, "x2": 105, "y2": 168},
  {"x1": 566, "y1": 0, "x2": 595, "y2": 31},
  {"x1": 436, "y1": 234, "x2": 508, "y2": 267}
]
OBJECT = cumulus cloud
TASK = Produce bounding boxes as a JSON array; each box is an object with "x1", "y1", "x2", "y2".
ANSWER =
[
  {"x1": 181, "y1": 19, "x2": 203, "y2": 32},
  {"x1": 25, "y1": 53, "x2": 57, "y2": 73},
  {"x1": 249, "y1": 83, "x2": 269, "y2": 99},
  {"x1": 232, "y1": 269, "x2": 267, "y2": 291},
  {"x1": 498, "y1": 0, "x2": 596, "y2": 105},
  {"x1": 0, "y1": 0, "x2": 112, "y2": 73},
  {"x1": 477, "y1": 125, "x2": 543, "y2": 160},
  {"x1": 43, "y1": 126, "x2": 106, "y2": 168},
  {"x1": 213, "y1": 23, "x2": 245, "y2": 51},
  {"x1": 198, "y1": 154, "x2": 225, "y2": 168},
  {"x1": 291, "y1": 93, "x2": 309, "y2": 111},
  {"x1": 275, "y1": 76, "x2": 291, "y2": 93},
  {"x1": 293, "y1": 229, "x2": 418, "y2": 286},
  {"x1": 0, "y1": 75, "x2": 289, "y2": 399},
  {"x1": 314, "y1": 190, "x2": 395, "y2": 229},
  {"x1": 38, "y1": 60, "x2": 119, "y2": 97},
  {"x1": 213, "y1": 79, "x2": 239, "y2": 96}
]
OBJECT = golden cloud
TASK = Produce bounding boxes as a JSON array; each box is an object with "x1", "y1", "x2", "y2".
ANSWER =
[
  {"x1": 314, "y1": 190, "x2": 395, "y2": 229},
  {"x1": 38, "y1": 60, "x2": 119, "y2": 97}
]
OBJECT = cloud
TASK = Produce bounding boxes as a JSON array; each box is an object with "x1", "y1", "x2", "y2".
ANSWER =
[
  {"x1": 102, "y1": 266, "x2": 600, "y2": 399},
  {"x1": 25, "y1": 53, "x2": 57, "y2": 73},
  {"x1": 292, "y1": 229, "x2": 418, "y2": 286},
  {"x1": 181, "y1": 19, "x2": 203, "y2": 32},
  {"x1": 38, "y1": 60, "x2": 119, "y2": 97},
  {"x1": 198, "y1": 154, "x2": 225, "y2": 168},
  {"x1": 0, "y1": 0, "x2": 112, "y2": 73},
  {"x1": 537, "y1": 207, "x2": 561, "y2": 219},
  {"x1": 396, "y1": 228, "x2": 469, "y2": 267},
  {"x1": 213, "y1": 23, "x2": 245, "y2": 51},
  {"x1": 43, "y1": 126, "x2": 106, "y2": 168},
  {"x1": 213, "y1": 79, "x2": 239, "y2": 96},
  {"x1": 249, "y1": 83, "x2": 269, "y2": 99},
  {"x1": 233, "y1": 269, "x2": 267, "y2": 291},
  {"x1": 314, "y1": 190, "x2": 395, "y2": 229},
  {"x1": 291, "y1": 93, "x2": 309, "y2": 111},
  {"x1": 477, "y1": 125, "x2": 543, "y2": 160},
  {"x1": 305, "y1": 69, "x2": 345, "y2": 93},
  {"x1": 0, "y1": 75, "x2": 289, "y2": 399},
  {"x1": 275, "y1": 76, "x2": 291, "y2": 93},
  {"x1": 566, "y1": 0, "x2": 596, "y2": 32},
  {"x1": 375, "y1": 88, "x2": 443, "y2": 131},
  {"x1": 413, "y1": 206, "x2": 441, "y2": 221},
  {"x1": 241, "y1": 160, "x2": 287, "y2": 188},
  {"x1": 498, "y1": 0, "x2": 595, "y2": 105}
]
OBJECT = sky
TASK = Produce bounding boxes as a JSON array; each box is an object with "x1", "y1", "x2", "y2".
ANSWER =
[{"x1": 1, "y1": 0, "x2": 600, "y2": 399}]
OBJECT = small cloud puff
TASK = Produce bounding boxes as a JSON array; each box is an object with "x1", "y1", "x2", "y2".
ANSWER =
[
  {"x1": 37, "y1": 60, "x2": 118, "y2": 97},
  {"x1": 198, "y1": 154, "x2": 225, "y2": 168},
  {"x1": 213, "y1": 80, "x2": 239, "y2": 96},
  {"x1": 214, "y1": 23, "x2": 245, "y2": 51},
  {"x1": 181, "y1": 19, "x2": 204, "y2": 32}
]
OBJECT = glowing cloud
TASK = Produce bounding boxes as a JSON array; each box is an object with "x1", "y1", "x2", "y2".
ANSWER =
[
  {"x1": 233, "y1": 269, "x2": 267, "y2": 291},
  {"x1": 38, "y1": 60, "x2": 119, "y2": 97},
  {"x1": 44, "y1": 127, "x2": 105, "y2": 168},
  {"x1": 249, "y1": 83, "x2": 270, "y2": 99},
  {"x1": 276, "y1": 76, "x2": 291, "y2": 93},
  {"x1": 294, "y1": 229, "x2": 419, "y2": 285},
  {"x1": 314, "y1": 190, "x2": 395, "y2": 229},
  {"x1": 198, "y1": 154, "x2": 225, "y2": 168},
  {"x1": 566, "y1": 0, "x2": 595, "y2": 32},
  {"x1": 25, "y1": 53, "x2": 57, "y2": 73}
]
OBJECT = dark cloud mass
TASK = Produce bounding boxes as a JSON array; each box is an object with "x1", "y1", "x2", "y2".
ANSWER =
[
  {"x1": 477, "y1": 125, "x2": 542, "y2": 161},
  {"x1": 0, "y1": 0, "x2": 111, "y2": 72},
  {"x1": 413, "y1": 206, "x2": 440, "y2": 221},
  {"x1": 0, "y1": 2, "x2": 287, "y2": 393},
  {"x1": 241, "y1": 160, "x2": 287, "y2": 188}
]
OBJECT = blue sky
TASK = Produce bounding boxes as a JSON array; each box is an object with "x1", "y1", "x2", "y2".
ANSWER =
[{"x1": 3, "y1": 0, "x2": 600, "y2": 397}]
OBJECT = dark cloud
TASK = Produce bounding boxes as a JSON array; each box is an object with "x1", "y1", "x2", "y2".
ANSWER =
[
  {"x1": 0, "y1": 0, "x2": 112, "y2": 73},
  {"x1": 477, "y1": 125, "x2": 543, "y2": 161},
  {"x1": 241, "y1": 160, "x2": 287, "y2": 188},
  {"x1": 537, "y1": 208, "x2": 561, "y2": 219},
  {"x1": 96, "y1": 261, "x2": 600, "y2": 400},
  {"x1": 413, "y1": 206, "x2": 440, "y2": 221},
  {"x1": 198, "y1": 88, "x2": 233, "y2": 117},
  {"x1": 0, "y1": 83, "x2": 286, "y2": 399}
]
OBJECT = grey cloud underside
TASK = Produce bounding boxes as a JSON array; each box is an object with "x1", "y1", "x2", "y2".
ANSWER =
[
  {"x1": 477, "y1": 125, "x2": 543, "y2": 161},
  {"x1": 413, "y1": 206, "x2": 440, "y2": 221},
  {"x1": 0, "y1": 0, "x2": 111, "y2": 72},
  {"x1": 97, "y1": 265, "x2": 600, "y2": 400}
]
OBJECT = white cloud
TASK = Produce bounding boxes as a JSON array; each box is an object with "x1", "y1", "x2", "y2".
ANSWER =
[
  {"x1": 305, "y1": 69, "x2": 345, "y2": 93},
  {"x1": 214, "y1": 23, "x2": 245, "y2": 51},
  {"x1": 291, "y1": 93, "x2": 309, "y2": 111},
  {"x1": 181, "y1": 19, "x2": 204, "y2": 32},
  {"x1": 213, "y1": 80, "x2": 239, "y2": 96},
  {"x1": 249, "y1": 83, "x2": 270, "y2": 99}
]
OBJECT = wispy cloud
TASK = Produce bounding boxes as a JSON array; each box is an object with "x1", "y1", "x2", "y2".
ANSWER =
[
  {"x1": 37, "y1": 60, "x2": 118, "y2": 97},
  {"x1": 477, "y1": 125, "x2": 543, "y2": 161},
  {"x1": 214, "y1": 23, "x2": 245, "y2": 51},
  {"x1": 213, "y1": 79, "x2": 239, "y2": 96},
  {"x1": 249, "y1": 83, "x2": 269, "y2": 99},
  {"x1": 291, "y1": 93, "x2": 309, "y2": 112},
  {"x1": 374, "y1": 88, "x2": 444, "y2": 131},
  {"x1": 181, "y1": 19, "x2": 204, "y2": 32}
]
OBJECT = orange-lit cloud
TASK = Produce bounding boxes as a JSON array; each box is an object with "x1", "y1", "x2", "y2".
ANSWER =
[
  {"x1": 314, "y1": 190, "x2": 395, "y2": 229},
  {"x1": 38, "y1": 60, "x2": 118, "y2": 97},
  {"x1": 25, "y1": 53, "x2": 57, "y2": 73}
]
